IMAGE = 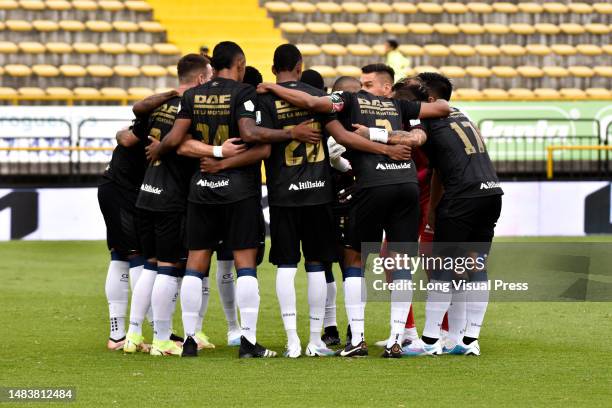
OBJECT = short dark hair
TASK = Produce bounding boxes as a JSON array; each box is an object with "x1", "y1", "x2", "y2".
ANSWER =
[
  {"x1": 243, "y1": 66, "x2": 263, "y2": 88},
  {"x1": 211, "y1": 41, "x2": 244, "y2": 71},
  {"x1": 332, "y1": 76, "x2": 361, "y2": 92},
  {"x1": 393, "y1": 81, "x2": 429, "y2": 102},
  {"x1": 417, "y1": 72, "x2": 453, "y2": 101},
  {"x1": 300, "y1": 69, "x2": 325, "y2": 90},
  {"x1": 386, "y1": 39, "x2": 399, "y2": 50},
  {"x1": 273, "y1": 43, "x2": 302, "y2": 72},
  {"x1": 177, "y1": 53, "x2": 208, "y2": 81},
  {"x1": 361, "y1": 63, "x2": 395, "y2": 83}
]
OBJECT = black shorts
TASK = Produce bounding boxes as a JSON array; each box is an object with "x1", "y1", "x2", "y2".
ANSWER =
[
  {"x1": 138, "y1": 209, "x2": 187, "y2": 263},
  {"x1": 187, "y1": 196, "x2": 265, "y2": 251},
  {"x1": 269, "y1": 204, "x2": 337, "y2": 265},
  {"x1": 345, "y1": 183, "x2": 420, "y2": 254},
  {"x1": 98, "y1": 182, "x2": 140, "y2": 254},
  {"x1": 434, "y1": 194, "x2": 502, "y2": 244}
]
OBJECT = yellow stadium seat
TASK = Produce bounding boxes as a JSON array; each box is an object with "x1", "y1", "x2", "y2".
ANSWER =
[
  {"x1": 128, "y1": 87, "x2": 154, "y2": 97},
  {"x1": 585, "y1": 88, "x2": 611, "y2": 98},
  {"x1": 392, "y1": 2, "x2": 416, "y2": 14},
  {"x1": 86, "y1": 21, "x2": 112, "y2": 33},
  {"x1": 542, "y1": 66, "x2": 569, "y2": 78},
  {"x1": 6, "y1": 20, "x2": 33, "y2": 32},
  {"x1": 560, "y1": 88, "x2": 587, "y2": 99},
  {"x1": 347, "y1": 44, "x2": 373, "y2": 56},
  {"x1": 19, "y1": 0, "x2": 45, "y2": 11},
  {"x1": 32, "y1": 64, "x2": 59, "y2": 77},
  {"x1": 444, "y1": 2, "x2": 468, "y2": 14},
  {"x1": 292, "y1": 2, "x2": 316, "y2": 13},
  {"x1": 475, "y1": 45, "x2": 501, "y2": 57},
  {"x1": 551, "y1": 44, "x2": 576, "y2": 56},
  {"x1": 59, "y1": 64, "x2": 86, "y2": 77},
  {"x1": 372, "y1": 44, "x2": 386, "y2": 56},
  {"x1": 124, "y1": 1, "x2": 152, "y2": 13},
  {"x1": 336, "y1": 65, "x2": 362, "y2": 77},
  {"x1": 534, "y1": 23, "x2": 560, "y2": 35},
  {"x1": 18, "y1": 87, "x2": 46, "y2": 97},
  {"x1": 534, "y1": 88, "x2": 560, "y2": 99},
  {"x1": 466, "y1": 2, "x2": 492, "y2": 13},
  {"x1": 568, "y1": 66, "x2": 594, "y2": 77},
  {"x1": 526, "y1": 44, "x2": 551, "y2": 56},
  {"x1": 500, "y1": 44, "x2": 526, "y2": 57},
  {"x1": 593, "y1": 3, "x2": 612, "y2": 14},
  {"x1": 560, "y1": 24, "x2": 585, "y2": 35},
  {"x1": 491, "y1": 66, "x2": 517, "y2": 78},
  {"x1": 450, "y1": 44, "x2": 476, "y2": 57},
  {"x1": 0, "y1": 87, "x2": 17, "y2": 96},
  {"x1": 0, "y1": 41, "x2": 18, "y2": 53},
  {"x1": 308, "y1": 65, "x2": 336, "y2": 78},
  {"x1": 73, "y1": 42, "x2": 99, "y2": 54},
  {"x1": 414, "y1": 65, "x2": 439, "y2": 74},
  {"x1": 439, "y1": 66, "x2": 466, "y2": 78},
  {"x1": 434, "y1": 23, "x2": 460, "y2": 35},
  {"x1": 280, "y1": 23, "x2": 306, "y2": 34},
  {"x1": 492, "y1": 2, "x2": 518, "y2": 13},
  {"x1": 465, "y1": 66, "x2": 492, "y2": 78},
  {"x1": 357, "y1": 23, "x2": 383, "y2": 34},
  {"x1": 141, "y1": 65, "x2": 167, "y2": 77},
  {"x1": 166, "y1": 65, "x2": 177, "y2": 77},
  {"x1": 483, "y1": 24, "x2": 510, "y2": 35},
  {"x1": 418, "y1": 2, "x2": 443, "y2": 14},
  {"x1": 585, "y1": 24, "x2": 610, "y2": 35},
  {"x1": 101, "y1": 87, "x2": 128, "y2": 97},
  {"x1": 296, "y1": 44, "x2": 320, "y2": 57},
  {"x1": 100, "y1": 42, "x2": 126, "y2": 54},
  {"x1": 114, "y1": 65, "x2": 140, "y2": 77},
  {"x1": 342, "y1": 2, "x2": 367, "y2": 14},
  {"x1": 19, "y1": 41, "x2": 46, "y2": 54},
  {"x1": 368, "y1": 2, "x2": 392, "y2": 13},
  {"x1": 153, "y1": 43, "x2": 180, "y2": 55},
  {"x1": 59, "y1": 20, "x2": 85, "y2": 32},
  {"x1": 0, "y1": 0, "x2": 18, "y2": 11},
  {"x1": 139, "y1": 21, "x2": 165, "y2": 33},
  {"x1": 508, "y1": 88, "x2": 535, "y2": 100},
  {"x1": 46, "y1": 42, "x2": 72, "y2": 54},
  {"x1": 46, "y1": 87, "x2": 73, "y2": 97},
  {"x1": 576, "y1": 45, "x2": 602, "y2": 56},
  {"x1": 127, "y1": 43, "x2": 153, "y2": 55},
  {"x1": 5, "y1": 64, "x2": 32, "y2": 76},
  {"x1": 518, "y1": 3, "x2": 543, "y2": 13},
  {"x1": 455, "y1": 88, "x2": 483, "y2": 100},
  {"x1": 316, "y1": 2, "x2": 342, "y2": 13},
  {"x1": 482, "y1": 88, "x2": 509, "y2": 100},
  {"x1": 0, "y1": 21, "x2": 5, "y2": 31},
  {"x1": 87, "y1": 64, "x2": 114, "y2": 77},
  {"x1": 155, "y1": 87, "x2": 174, "y2": 94},
  {"x1": 383, "y1": 23, "x2": 408, "y2": 35},
  {"x1": 603, "y1": 44, "x2": 612, "y2": 55},
  {"x1": 509, "y1": 24, "x2": 535, "y2": 35},
  {"x1": 459, "y1": 23, "x2": 485, "y2": 35},
  {"x1": 98, "y1": 1, "x2": 124, "y2": 12},
  {"x1": 517, "y1": 66, "x2": 543, "y2": 78},
  {"x1": 265, "y1": 2, "x2": 291, "y2": 13},
  {"x1": 306, "y1": 22, "x2": 332, "y2": 34},
  {"x1": 331, "y1": 23, "x2": 357, "y2": 34},
  {"x1": 424, "y1": 44, "x2": 450, "y2": 57},
  {"x1": 113, "y1": 21, "x2": 139, "y2": 33},
  {"x1": 568, "y1": 3, "x2": 593, "y2": 14},
  {"x1": 73, "y1": 87, "x2": 100, "y2": 97},
  {"x1": 321, "y1": 43, "x2": 347, "y2": 56},
  {"x1": 542, "y1": 2, "x2": 568, "y2": 14},
  {"x1": 73, "y1": 0, "x2": 97, "y2": 12},
  {"x1": 408, "y1": 23, "x2": 434, "y2": 35},
  {"x1": 33, "y1": 20, "x2": 59, "y2": 32},
  {"x1": 593, "y1": 66, "x2": 612, "y2": 77},
  {"x1": 398, "y1": 44, "x2": 425, "y2": 57}
]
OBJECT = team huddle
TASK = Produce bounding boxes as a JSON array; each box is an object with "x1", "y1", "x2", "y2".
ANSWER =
[{"x1": 98, "y1": 41, "x2": 503, "y2": 359}]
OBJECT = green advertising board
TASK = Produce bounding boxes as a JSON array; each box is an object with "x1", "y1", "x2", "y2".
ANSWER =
[{"x1": 454, "y1": 101, "x2": 612, "y2": 161}]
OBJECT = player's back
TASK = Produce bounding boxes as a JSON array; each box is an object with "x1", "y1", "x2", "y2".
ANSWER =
[{"x1": 422, "y1": 108, "x2": 502, "y2": 199}]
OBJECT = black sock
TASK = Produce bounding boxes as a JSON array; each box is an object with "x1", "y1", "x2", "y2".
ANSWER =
[
  {"x1": 422, "y1": 335, "x2": 438, "y2": 345},
  {"x1": 463, "y1": 336, "x2": 477, "y2": 345}
]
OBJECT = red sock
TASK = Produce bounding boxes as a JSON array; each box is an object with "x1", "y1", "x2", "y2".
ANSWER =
[
  {"x1": 441, "y1": 312, "x2": 449, "y2": 332},
  {"x1": 404, "y1": 304, "x2": 415, "y2": 329}
]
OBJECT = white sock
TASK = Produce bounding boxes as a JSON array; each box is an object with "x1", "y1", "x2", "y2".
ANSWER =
[
  {"x1": 387, "y1": 274, "x2": 413, "y2": 348},
  {"x1": 128, "y1": 262, "x2": 143, "y2": 292},
  {"x1": 422, "y1": 280, "x2": 452, "y2": 339},
  {"x1": 106, "y1": 259, "x2": 129, "y2": 340},
  {"x1": 151, "y1": 271, "x2": 179, "y2": 342},
  {"x1": 307, "y1": 267, "x2": 327, "y2": 346},
  {"x1": 170, "y1": 277, "x2": 181, "y2": 333},
  {"x1": 344, "y1": 276, "x2": 365, "y2": 346},
  {"x1": 324, "y1": 281, "x2": 337, "y2": 328},
  {"x1": 448, "y1": 288, "x2": 467, "y2": 344},
  {"x1": 404, "y1": 326, "x2": 419, "y2": 340},
  {"x1": 180, "y1": 273, "x2": 203, "y2": 338},
  {"x1": 465, "y1": 285, "x2": 489, "y2": 339},
  {"x1": 236, "y1": 272, "x2": 259, "y2": 345},
  {"x1": 276, "y1": 266, "x2": 298, "y2": 345},
  {"x1": 127, "y1": 265, "x2": 157, "y2": 336},
  {"x1": 216, "y1": 260, "x2": 239, "y2": 331},
  {"x1": 195, "y1": 277, "x2": 210, "y2": 333}
]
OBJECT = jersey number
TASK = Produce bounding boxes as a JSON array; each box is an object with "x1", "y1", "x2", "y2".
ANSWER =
[
  {"x1": 284, "y1": 123, "x2": 325, "y2": 166},
  {"x1": 375, "y1": 119, "x2": 393, "y2": 131},
  {"x1": 149, "y1": 128, "x2": 161, "y2": 166},
  {"x1": 196, "y1": 123, "x2": 229, "y2": 146},
  {"x1": 450, "y1": 121, "x2": 485, "y2": 155}
]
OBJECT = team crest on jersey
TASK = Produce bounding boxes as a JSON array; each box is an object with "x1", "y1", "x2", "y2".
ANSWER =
[{"x1": 244, "y1": 100, "x2": 255, "y2": 112}]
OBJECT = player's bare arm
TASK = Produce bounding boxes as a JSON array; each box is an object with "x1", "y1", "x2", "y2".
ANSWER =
[
  {"x1": 239, "y1": 117, "x2": 321, "y2": 144},
  {"x1": 352, "y1": 124, "x2": 427, "y2": 147},
  {"x1": 146, "y1": 118, "x2": 191, "y2": 161},
  {"x1": 418, "y1": 99, "x2": 451, "y2": 118},
  {"x1": 132, "y1": 90, "x2": 179, "y2": 117},
  {"x1": 115, "y1": 128, "x2": 139, "y2": 147},
  {"x1": 200, "y1": 143, "x2": 271, "y2": 174},
  {"x1": 177, "y1": 135, "x2": 246, "y2": 159},
  {"x1": 257, "y1": 83, "x2": 334, "y2": 113}
]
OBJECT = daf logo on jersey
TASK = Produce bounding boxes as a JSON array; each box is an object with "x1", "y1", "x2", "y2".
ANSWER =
[
  {"x1": 375, "y1": 162, "x2": 411, "y2": 171},
  {"x1": 140, "y1": 184, "x2": 163, "y2": 195},
  {"x1": 357, "y1": 98, "x2": 395, "y2": 109},
  {"x1": 196, "y1": 179, "x2": 229, "y2": 189},
  {"x1": 480, "y1": 181, "x2": 501, "y2": 189},
  {"x1": 195, "y1": 94, "x2": 231, "y2": 104},
  {"x1": 288, "y1": 180, "x2": 326, "y2": 191}
]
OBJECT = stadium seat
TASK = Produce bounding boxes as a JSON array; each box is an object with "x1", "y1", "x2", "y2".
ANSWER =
[
  {"x1": 418, "y1": 3, "x2": 443, "y2": 14},
  {"x1": 459, "y1": 23, "x2": 485, "y2": 35},
  {"x1": 585, "y1": 88, "x2": 611, "y2": 98},
  {"x1": 347, "y1": 44, "x2": 372, "y2": 56},
  {"x1": 73, "y1": 1, "x2": 97, "y2": 12},
  {"x1": 482, "y1": 88, "x2": 508, "y2": 100},
  {"x1": 113, "y1": 21, "x2": 139, "y2": 33},
  {"x1": 593, "y1": 66, "x2": 612, "y2": 77},
  {"x1": 0, "y1": 0, "x2": 18, "y2": 11},
  {"x1": 508, "y1": 88, "x2": 535, "y2": 100},
  {"x1": 73, "y1": 42, "x2": 99, "y2": 54},
  {"x1": 128, "y1": 87, "x2": 154, "y2": 97},
  {"x1": 475, "y1": 45, "x2": 501, "y2": 57},
  {"x1": 124, "y1": 1, "x2": 152, "y2": 13},
  {"x1": 5, "y1": 64, "x2": 32, "y2": 76},
  {"x1": 517, "y1": 66, "x2": 543, "y2": 78},
  {"x1": 0, "y1": 41, "x2": 19, "y2": 54},
  {"x1": 466, "y1": 2, "x2": 492, "y2": 14},
  {"x1": 153, "y1": 43, "x2": 180, "y2": 55},
  {"x1": 491, "y1": 3, "x2": 518, "y2": 13},
  {"x1": 0, "y1": 87, "x2": 17, "y2": 96},
  {"x1": 280, "y1": 23, "x2": 306, "y2": 35},
  {"x1": 491, "y1": 66, "x2": 517, "y2": 78},
  {"x1": 500, "y1": 45, "x2": 526, "y2": 57},
  {"x1": 559, "y1": 88, "x2": 586, "y2": 99},
  {"x1": 32, "y1": 64, "x2": 59, "y2": 77},
  {"x1": 372, "y1": 44, "x2": 386, "y2": 56},
  {"x1": 316, "y1": 2, "x2": 342, "y2": 14},
  {"x1": 98, "y1": 1, "x2": 125, "y2": 13},
  {"x1": 518, "y1": 3, "x2": 543, "y2": 14},
  {"x1": 534, "y1": 88, "x2": 561, "y2": 100},
  {"x1": 383, "y1": 23, "x2": 408, "y2": 35},
  {"x1": 576, "y1": 45, "x2": 602, "y2": 56},
  {"x1": 306, "y1": 22, "x2": 332, "y2": 34},
  {"x1": 87, "y1": 64, "x2": 114, "y2": 77},
  {"x1": 342, "y1": 2, "x2": 368, "y2": 14},
  {"x1": 86, "y1": 21, "x2": 112, "y2": 33},
  {"x1": 46, "y1": 42, "x2": 73, "y2": 54},
  {"x1": 465, "y1": 66, "x2": 492, "y2": 78},
  {"x1": 141, "y1": 65, "x2": 167, "y2": 77},
  {"x1": 568, "y1": 66, "x2": 594, "y2": 78},
  {"x1": 392, "y1": 2, "x2": 417, "y2": 14},
  {"x1": 551, "y1": 44, "x2": 576, "y2": 56},
  {"x1": 439, "y1": 66, "x2": 465, "y2": 78},
  {"x1": 6, "y1": 20, "x2": 33, "y2": 32},
  {"x1": 450, "y1": 44, "x2": 476, "y2": 57},
  {"x1": 321, "y1": 44, "x2": 347, "y2": 56},
  {"x1": 603, "y1": 45, "x2": 612, "y2": 55},
  {"x1": 585, "y1": 24, "x2": 609, "y2": 35},
  {"x1": 100, "y1": 87, "x2": 127, "y2": 97},
  {"x1": 424, "y1": 44, "x2": 450, "y2": 57},
  {"x1": 20, "y1": 0, "x2": 45, "y2": 12},
  {"x1": 593, "y1": 3, "x2": 612, "y2": 14},
  {"x1": 59, "y1": 20, "x2": 85, "y2": 32},
  {"x1": 526, "y1": 44, "x2": 551, "y2": 56},
  {"x1": 444, "y1": 3, "x2": 468, "y2": 14},
  {"x1": 357, "y1": 23, "x2": 383, "y2": 35},
  {"x1": 336, "y1": 65, "x2": 361, "y2": 77},
  {"x1": 454, "y1": 88, "x2": 483, "y2": 100},
  {"x1": 18, "y1": 42, "x2": 46, "y2": 54},
  {"x1": 542, "y1": 3, "x2": 568, "y2": 14},
  {"x1": 139, "y1": 21, "x2": 165, "y2": 33},
  {"x1": 18, "y1": 87, "x2": 46, "y2": 97},
  {"x1": 331, "y1": 23, "x2": 357, "y2": 35},
  {"x1": 296, "y1": 44, "x2": 321, "y2": 57},
  {"x1": 559, "y1": 24, "x2": 585, "y2": 35},
  {"x1": 292, "y1": 2, "x2": 316, "y2": 14},
  {"x1": 265, "y1": 2, "x2": 291, "y2": 13},
  {"x1": 368, "y1": 2, "x2": 392, "y2": 14},
  {"x1": 398, "y1": 45, "x2": 424, "y2": 57},
  {"x1": 33, "y1": 20, "x2": 59, "y2": 33},
  {"x1": 126, "y1": 43, "x2": 153, "y2": 55},
  {"x1": 100, "y1": 43, "x2": 126, "y2": 55},
  {"x1": 509, "y1": 24, "x2": 535, "y2": 35},
  {"x1": 542, "y1": 66, "x2": 569, "y2": 78},
  {"x1": 483, "y1": 24, "x2": 510, "y2": 35},
  {"x1": 60, "y1": 64, "x2": 86, "y2": 77},
  {"x1": 434, "y1": 23, "x2": 460, "y2": 36},
  {"x1": 568, "y1": 3, "x2": 593, "y2": 14},
  {"x1": 408, "y1": 23, "x2": 434, "y2": 35},
  {"x1": 114, "y1": 65, "x2": 140, "y2": 77},
  {"x1": 308, "y1": 65, "x2": 336, "y2": 78},
  {"x1": 46, "y1": 87, "x2": 73, "y2": 97},
  {"x1": 73, "y1": 87, "x2": 100, "y2": 97},
  {"x1": 534, "y1": 24, "x2": 561, "y2": 35}
]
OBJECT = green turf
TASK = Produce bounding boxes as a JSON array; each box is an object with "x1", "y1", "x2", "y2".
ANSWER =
[{"x1": 1, "y1": 240, "x2": 611, "y2": 407}]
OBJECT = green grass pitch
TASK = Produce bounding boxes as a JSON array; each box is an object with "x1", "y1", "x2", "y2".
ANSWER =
[{"x1": 1, "y1": 239, "x2": 611, "y2": 407}]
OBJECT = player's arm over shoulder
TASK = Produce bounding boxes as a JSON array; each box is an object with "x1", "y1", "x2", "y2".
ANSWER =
[
  {"x1": 418, "y1": 99, "x2": 451, "y2": 119},
  {"x1": 257, "y1": 82, "x2": 339, "y2": 113}
]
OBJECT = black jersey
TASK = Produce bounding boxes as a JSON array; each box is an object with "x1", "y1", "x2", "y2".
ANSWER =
[
  {"x1": 177, "y1": 77, "x2": 261, "y2": 205},
  {"x1": 329, "y1": 90, "x2": 421, "y2": 190},
  {"x1": 259, "y1": 81, "x2": 335, "y2": 207},
  {"x1": 100, "y1": 120, "x2": 147, "y2": 199},
  {"x1": 422, "y1": 107, "x2": 503, "y2": 199},
  {"x1": 136, "y1": 96, "x2": 197, "y2": 212}
]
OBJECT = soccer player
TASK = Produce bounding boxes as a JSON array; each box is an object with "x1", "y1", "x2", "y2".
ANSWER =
[
  {"x1": 397, "y1": 74, "x2": 503, "y2": 356},
  {"x1": 98, "y1": 124, "x2": 148, "y2": 350},
  {"x1": 258, "y1": 63, "x2": 450, "y2": 357}
]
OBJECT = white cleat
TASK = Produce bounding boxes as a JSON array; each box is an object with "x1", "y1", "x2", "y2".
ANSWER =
[
  {"x1": 283, "y1": 342, "x2": 302, "y2": 358},
  {"x1": 227, "y1": 329, "x2": 241, "y2": 347},
  {"x1": 402, "y1": 338, "x2": 442, "y2": 356},
  {"x1": 305, "y1": 343, "x2": 335, "y2": 357},
  {"x1": 375, "y1": 333, "x2": 404, "y2": 348},
  {"x1": 463, "y1": 340, "x2": 481, "y2": 356}
]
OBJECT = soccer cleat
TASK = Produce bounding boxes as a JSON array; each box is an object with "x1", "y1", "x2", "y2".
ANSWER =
[
  {"x1": 170, "y1": 332, "x2": 184, "y2": 347},
  {"x1": 336, "y1": 341, "x2": 368, "y2": 357},
  {"x1": 321, "y1": 326, "x2": 341, "y2": 347},
  {"x1": 123, "y1": 333, "x2": 150, "y2": 354},
  {"x1": 402, "y1": 338, "x2": 429, "y2": 356},
  {"x1": 194, "y1": 331, "x2": 215, "y2": 350},
  {"x1": 149, "y1": 339, "x2": 182, "y2": 356},
  {"x1": 305, "y1": 343, "x2": 335, "y2": 357},
  {"x1": 374, "y1": 333, "x2": 405, "y2": 348},
  {"x1": 181, "y1": 336, "x2": 198, "y2": 357},
  {"x1": 283, "y1": 342, "x2": 302, "y2": 358},
  {"x1": 238, "y1": 336, "x2": 277, "y2": 358},
  {"x1": 227, "y1": 329, "x2": 241, "y2": 347},
  {"x1": 345, "y1": 325, "x2": 352, "y2": 348},
  {"x1": 442, "y1": 343, "x2": 469, "y2": 355},
  {"x1": 463, "y1": 340, "x2": 481, "y2": 356},
  {"x1": 381, "y1": 342, "x2": 403, "y2": 358},
  {"x1": 107, "y1": 337, "x2": 125, "y2": 351}
]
